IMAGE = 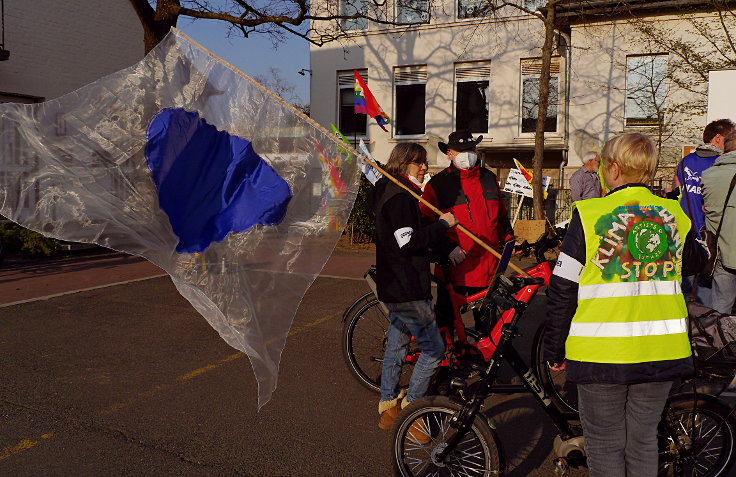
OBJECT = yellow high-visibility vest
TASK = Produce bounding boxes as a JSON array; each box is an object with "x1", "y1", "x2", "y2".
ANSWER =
[{"x1": 566, "y1": 186, "x2": 692, "y2": 364}]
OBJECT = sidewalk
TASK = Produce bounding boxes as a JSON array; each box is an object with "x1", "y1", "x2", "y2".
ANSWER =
[{"x1": 0, "y1": 246, "x2": 376, "y2": 305}]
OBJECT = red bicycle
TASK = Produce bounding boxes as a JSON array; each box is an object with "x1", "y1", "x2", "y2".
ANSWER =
[{"x1": 341, "y1": 240, "x2": 539, "y2": 394}]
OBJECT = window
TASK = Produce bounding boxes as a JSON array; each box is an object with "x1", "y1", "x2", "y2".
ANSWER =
[
  {"x1": 397, "y1": 0, "x2": 429, "y2": 24},
  {"x1": 520, "y1": 58, "x2": 561, "y2": 134},
  {"x1": 625, "y1": 54, "x2": 668, "y2": 127},
  {"x1": 338, "y1": 70, "x2": 367, "y2": 137},
  {"x1": 458, "y1": 0, "x2": 489, "y2": 18},
  {"x1": 523, "y1": 0, "x2": 547, "y2": 11},
  {"x1": 340, "y1": 0, "x2": 368, "y2": 30},
  {"x1": 394, "y1": 66, "x2": 427, "y2": 136},
  {"x1": 455, "y1": 62, "x2": 490, "y2": 133}
]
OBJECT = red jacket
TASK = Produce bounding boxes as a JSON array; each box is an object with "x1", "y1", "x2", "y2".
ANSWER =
[{"x1": 420, "y1": 163, "x2": 513, "y2": 287}]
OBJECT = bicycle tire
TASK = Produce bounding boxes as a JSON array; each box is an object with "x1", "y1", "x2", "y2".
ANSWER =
[
  {"x1": 342, "y1": 298, "x2": 414, "y2": 393},
  {"x1": 341, "y1": 291, "x2": 375, "y2": 323},
  {"x1": 531, "y1": 322, "x2": 578, "y2": 413},
  {"x1": 392, "y1": 395, "x2": 505, "y2": 477},
  {"x1": 658, "y1": 393, "x2": 736, "y2": 477}
]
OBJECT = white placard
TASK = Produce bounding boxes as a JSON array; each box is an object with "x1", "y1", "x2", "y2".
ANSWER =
[
  {"x1": 708, "y1": 70, "x2": 736, "y2": 124},
  {"x1": 357, "y1": 139, "x2": 383, "y2": 185},
  {"x1": 503, "y1": 168, "x2": 551, "y2": 198}
]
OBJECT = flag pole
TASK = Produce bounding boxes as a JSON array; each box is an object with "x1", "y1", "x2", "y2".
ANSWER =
[
  {"x1": 511, "y1": 195, "x2": 524, "y2": 228},
  {"x1": 174, "y1": 29, "x2": 530, "y2": 278}
]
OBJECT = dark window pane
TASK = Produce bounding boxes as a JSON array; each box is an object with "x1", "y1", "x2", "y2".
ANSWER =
[
  {"x1": 395, "y1": 83, "x2": 426, "y2": 135},
  {"x1": 339, "y1": 88, "x2": 367, "y2": 135},
  {"x1": 521, "y1": 76, "x2": 558, "y2": 133},
  {"x1": 456, "y1": 80, "x2": 489, "y2": 132}
]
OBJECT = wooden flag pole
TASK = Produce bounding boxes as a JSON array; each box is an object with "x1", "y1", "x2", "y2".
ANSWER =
[
  {"x1": 354, "y1": 155, "x2": 529, "y2": 277},
  {"x1": 176, "y1": 28, "x2": 530, "y2": 278}
]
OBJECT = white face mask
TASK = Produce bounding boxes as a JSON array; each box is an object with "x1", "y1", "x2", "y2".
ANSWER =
[{"x1": 453, "y1": 151, "x2": 478, "y2": 170}]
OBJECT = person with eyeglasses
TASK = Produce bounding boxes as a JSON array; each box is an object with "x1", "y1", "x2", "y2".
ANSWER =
[{"x1": 368, "y1": 142, "x2": 458, "y2": 431}]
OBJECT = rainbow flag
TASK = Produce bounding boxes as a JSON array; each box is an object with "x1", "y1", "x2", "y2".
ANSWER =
[
  {"x1": 314, "y1": 140, "x2": 347, "y2": 198},
  {"x1": 354, "y1": 70, "x2": 390, "y2": 132}
]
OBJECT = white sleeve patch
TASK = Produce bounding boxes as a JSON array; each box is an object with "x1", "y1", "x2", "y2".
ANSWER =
[
  {"x1": 394, "y1": 227, "x2": 414, "y2": 249},
  {"x1": 553, "y1": 251, "x2": 584, "y2": 283}
]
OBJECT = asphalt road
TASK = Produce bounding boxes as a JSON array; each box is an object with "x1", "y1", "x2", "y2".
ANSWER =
[{"x1": 0, "y1": 249, "x2": 585, "y2": 476}]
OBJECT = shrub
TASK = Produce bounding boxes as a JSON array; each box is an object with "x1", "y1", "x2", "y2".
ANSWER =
[
  {"x1": 345, "y1": 174, "x2": 375, "y2": 244},
  {"x1": 0, "y1": 223, "x2": 60, "y2": 257}
]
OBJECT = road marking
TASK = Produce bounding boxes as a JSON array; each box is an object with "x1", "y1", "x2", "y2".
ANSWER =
[
  {"x1": 0, "y1": 273, "x2": 360, "y2": 307},
  {"x1": 0, "y1": 434, "x2": 53, "y2": 461},
  {"x1": 0, "y1": 274, "x2": 168, "y2": 308},
  {"x1": 99, "y1": 312, "x2": 340, "y2": 414},
  {"x1": 318, "y1": 274, "x2": 364, "y2": 281}
]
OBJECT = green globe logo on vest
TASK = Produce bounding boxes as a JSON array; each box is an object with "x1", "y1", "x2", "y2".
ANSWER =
[
  {"x1": 591, "y1": 204, "x2": 682, "y2": 281},
  {"x1": 628, "y1": 221, "x2": 668, "y2": 262}
]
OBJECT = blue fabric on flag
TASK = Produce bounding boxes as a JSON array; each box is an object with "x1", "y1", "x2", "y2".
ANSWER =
[{"x1": 145, "y1": 108, "x2": 292, "y2": 254}]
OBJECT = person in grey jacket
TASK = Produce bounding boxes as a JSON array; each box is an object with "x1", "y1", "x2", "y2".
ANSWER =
[
  {"x1": 569, "y1": 151, "x2": 601, "y2": 202},
  {"x1": 702, "y1": 129, "x2": 736, "y2": 314}
]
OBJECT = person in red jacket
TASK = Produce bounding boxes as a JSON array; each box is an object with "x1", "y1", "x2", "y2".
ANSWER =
[{"x1": 420, "y1": 130, "x2": 514, "y2": 334}]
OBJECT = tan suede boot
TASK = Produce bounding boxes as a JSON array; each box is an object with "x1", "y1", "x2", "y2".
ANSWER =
[{"x1": 378, "y1": 390, "x2": 406, "y2": 430}]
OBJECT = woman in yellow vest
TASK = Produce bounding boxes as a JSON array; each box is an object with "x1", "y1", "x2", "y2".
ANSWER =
[{"x1": 544, "y1": 133, "x2": 708, "y2": 476}]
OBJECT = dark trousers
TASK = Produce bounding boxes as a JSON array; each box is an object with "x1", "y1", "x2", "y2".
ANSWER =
[
  {"x1": 577, "y1": 381, "x2": 672, "y2": 477},
  {"x1": 435, "y1": 285, "x2": 488, "y2": 335}
]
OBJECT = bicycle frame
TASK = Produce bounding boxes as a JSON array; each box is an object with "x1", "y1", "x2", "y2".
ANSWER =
[{"x1": 435, "y1": 264, "x2": 583, "y2": 463}]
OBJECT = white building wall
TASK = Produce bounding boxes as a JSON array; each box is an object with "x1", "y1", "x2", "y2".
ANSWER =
[
  {"x1": 311, "y1": 4, "x2": 553, "y2": 168},
  {"x1": 567, "y1": 13, "x2": 722, "y2": 174},
  {"x1": 0, "y1": 0, "x2": 143, "y2": 101},
  {"x1": 313, "y1": 3, "x2": 726, "y2": 182}
]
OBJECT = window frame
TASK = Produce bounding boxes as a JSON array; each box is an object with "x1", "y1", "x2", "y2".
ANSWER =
[
  {"x1": 339, "y1": 0, "x2": 369, "y2": 31},
  {"x1": 522, "y1": 0, "x2": 547, "y2": 12},
  {"x1": 517, "y1": 57, "x2": 563, "y2": 137},
  {"x1": 337, "y1": 69, "x2": 368, "y2": 140},
  {"x1": 454, "y1": 61, "x2": 491, "y2": 134},
  {"x1": 393, "y1": 65, "x2": 428, "y2": 138},
  {"x1": 396, "y1": 0, "x2": 430, "y2": 24},
  {"x1": 457, "y1": 0, "x2": 490, "y2": 19},
  {"x1": 624, "y1": 53, "x2": 669, "y2": 128}
]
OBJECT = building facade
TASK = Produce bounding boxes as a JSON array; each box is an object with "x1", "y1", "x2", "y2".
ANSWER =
[
  {"x1": 0, "y1": 0, "x2": 143, "y2": 220},
  {"x1": 0, "y1": 0, "x2": 143, "y2": 103},
  {"x1": 310, "y1": 0, "x2": 734, "y2": 200}
]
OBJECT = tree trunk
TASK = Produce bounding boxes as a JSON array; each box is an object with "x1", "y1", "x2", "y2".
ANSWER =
[
  {"x1": 531, "y1": 3, "x2": 557, "y2": 221},
  {"x1": 129, "y1": 0, "x2": 180, "y2": 54}
]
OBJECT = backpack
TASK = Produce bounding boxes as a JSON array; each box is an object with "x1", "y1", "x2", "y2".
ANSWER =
[{"x1": 688, "y1": 301, "x2": 736, "y2": 363}]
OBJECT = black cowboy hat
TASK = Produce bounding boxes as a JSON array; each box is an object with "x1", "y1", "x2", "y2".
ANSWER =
[{"x1": 438, "y1": 129, "x2": 483, "y2": 154}]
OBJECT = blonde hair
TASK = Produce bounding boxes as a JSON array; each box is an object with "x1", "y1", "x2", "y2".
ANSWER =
[{"x1": 600, "y1": 133, "x2": 657, "y2": 183}]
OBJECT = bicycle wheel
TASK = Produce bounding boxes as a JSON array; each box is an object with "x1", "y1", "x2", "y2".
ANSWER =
[
  {"x1": 341, "y1": 291, "x2": 375, "y2": 323},
  {"x1": 392, "y1": 396, "x2": 505, "y2": 477},
  {"x1": 658, "y1": 394, "x2": 736, "y2": 477},
  {"x1": 531, "y1": 322, "x2": 578, "y2": 413},
  {"x1": 342, "y1": 298, "x2": 414, "y2": 392}
]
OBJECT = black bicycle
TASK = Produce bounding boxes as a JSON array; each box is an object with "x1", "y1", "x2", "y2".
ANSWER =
[{"x1": 389, "y1": 263, "x2": 736, "y2": 477}]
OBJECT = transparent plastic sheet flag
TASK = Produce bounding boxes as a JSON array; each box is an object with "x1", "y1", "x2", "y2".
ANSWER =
[{"x1": 0, "y1": 28, "x2": 359, "y2": 408}]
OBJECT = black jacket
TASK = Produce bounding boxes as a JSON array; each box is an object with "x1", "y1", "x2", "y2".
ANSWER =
[
  {"x1": 544, "y1": 184, "x2": 707, "y2": 384},
  {"x1": 370, "y1": 176, "x2": 449, "y2": 303}
]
